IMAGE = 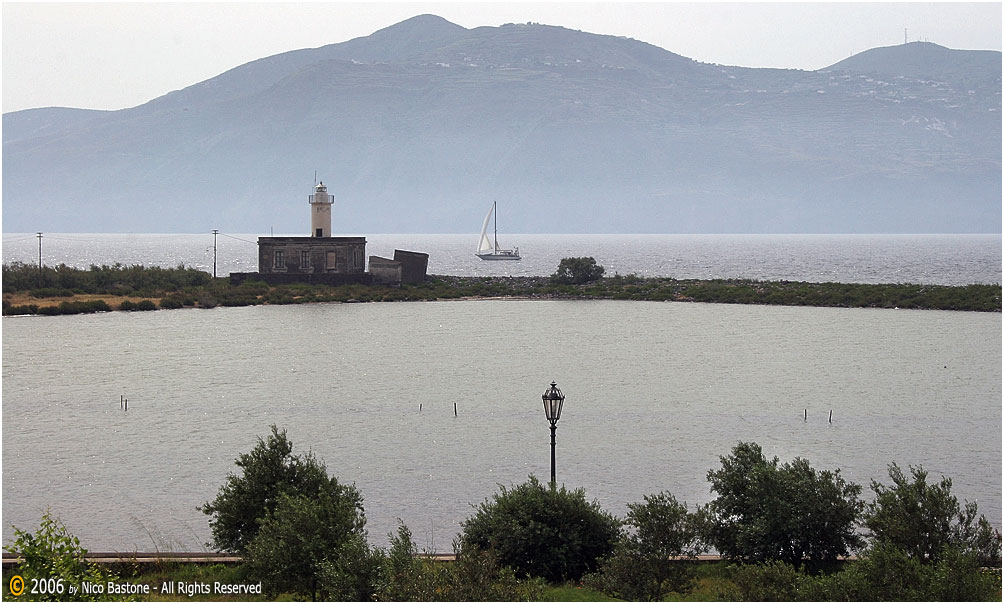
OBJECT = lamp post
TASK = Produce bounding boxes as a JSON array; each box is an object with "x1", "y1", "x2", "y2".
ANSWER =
[
  {"x1": 212, "y1": 229, "x2": 219, "y2": 278},
  {"x1": 541, "y1": 381, "x2": 565, "y2": 485}
]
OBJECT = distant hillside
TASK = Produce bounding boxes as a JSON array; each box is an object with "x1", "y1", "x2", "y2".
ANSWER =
[
  {"x1": 3, "y1": 16, "x2": 1000, "y2": 233},
  {"x1": 825, "y1": 41, "x2": 1001, "y2": 89},
  {"x1": 2, "y1": 107, "x2": 110, "y2": 144}
]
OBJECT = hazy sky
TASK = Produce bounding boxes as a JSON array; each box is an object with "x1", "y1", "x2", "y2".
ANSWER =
[{"x1": 3, "y1": 2, "x2": 1001, "y2": 113}]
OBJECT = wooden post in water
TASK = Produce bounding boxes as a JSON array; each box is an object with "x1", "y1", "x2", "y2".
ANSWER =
[
  {"x1": 454, "y1": 402, "x2": 458, "y2": 417},
  {"x1": 803, "y1": 408, "x2": 807, "y2": 422},
  {"x1": 828, "y1": 410, "x2": 832, "y2": 423}
]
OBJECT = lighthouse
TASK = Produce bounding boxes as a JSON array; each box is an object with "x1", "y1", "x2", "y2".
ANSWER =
[{"x1": 309, "y1": 181, "x2": 333, "y2": 237}]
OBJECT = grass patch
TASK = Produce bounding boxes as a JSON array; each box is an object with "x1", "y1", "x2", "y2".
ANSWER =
[{"x1": 540, "y1": 582, "x2": 623, "y2": 601}]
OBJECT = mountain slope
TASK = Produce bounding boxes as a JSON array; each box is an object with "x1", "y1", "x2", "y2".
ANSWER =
[
  {"x1": 3, "y1": 18, "x2": 1000, "y2": 234},
  {"x1": 825, "y1": 41, "x2": 1002, "y2": 89}
]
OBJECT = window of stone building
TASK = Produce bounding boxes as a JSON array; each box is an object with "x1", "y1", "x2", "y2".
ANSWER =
[
  {"x1": 301, "y1": 251, "x2": 310, "y2": 269},
  {"x1": 274, "y1": 250, "x2": 285, "y2": 270},
  {"x1": 326, "y1": 251, "x2": 337, "y2": 269}
]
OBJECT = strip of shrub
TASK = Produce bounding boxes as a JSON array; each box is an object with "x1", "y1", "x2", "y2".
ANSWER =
[
  {"x1": 2, "y1": 304, "x2": 40, "y2": 316},
  {"x1": 159, "y1": 297, "x2": 184, "y2": 309},
  {"x1": 36, "y1": 300, "x2": 111, "y2": 316}
]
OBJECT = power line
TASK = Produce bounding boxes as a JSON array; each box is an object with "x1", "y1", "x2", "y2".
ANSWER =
[
  {"x1": 42, "y1": 236, "x2": 112, "y2": 243},
  {"x1": 219, "y1": 233, "x2": 258, "y2": 245}
]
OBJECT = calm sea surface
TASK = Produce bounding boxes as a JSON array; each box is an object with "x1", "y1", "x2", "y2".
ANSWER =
[
  {"x1": 2, "y1": 300, "x2": 1001, "y2": 552},
  {"x1": 2, "y1": 233, "x2": 1001, "y2": 285}
]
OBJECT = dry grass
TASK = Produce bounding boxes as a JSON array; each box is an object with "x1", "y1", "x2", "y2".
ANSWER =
[{"x1": 3, "y1": 293, "x2": 163, "y2": 309}]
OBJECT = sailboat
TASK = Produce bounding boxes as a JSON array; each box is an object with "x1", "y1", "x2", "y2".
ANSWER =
[{"x1": 476, "y1": 201, "x2": 521, "y2": 260}]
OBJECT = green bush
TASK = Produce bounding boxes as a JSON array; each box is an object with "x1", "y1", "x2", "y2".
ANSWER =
[
  {"x1": 369, "y1": 523, "x2": 545, "y2": 602},
  {"x1": 705, "y1": 441, "x2": 865, "y2": 565},
  {"x1": 551, "y1": 257, "x2": 605, "y2": 285},
  {"x1": 802, "y1": 543, "x2": 1002, "y2": 601},
  {"x1": 201, "y1": 425, "x2": 359, "y2": 555},
  {"x1": 3, "y1": 304, "x2": 40, "y2": 316},
  {"x1": 158, "y1": 297, "x2": 183, "y2": 309},
  {"x1": 197, "y1": 294, "x2": 218, "y2": 309},
  {"x1": 714, "y1": 544, "x2": 1001, "y2": 602},
  {"x1": 4, "y1": 510, "x2": 124, "y2": 601},
  {"x1": 729, "y1": 559, "x2": 806, "y2": 602},
  {"x1": 32, "y1": 300, "x2": 111, "y2": 316},
  {"x1": 864, "y1": 463, "x2": 1001, "y2": 566},
  {"x1": 244, "y1": 488, "x2": 367, "y2": 600},
  {"x1": 585, "y1": 491, "x2": 707, "y2": 600},
  {"x1": 135, "y1": 300, "x2": 157, "y2": 311},
  {"x1": 89, "y1": 300, "x2": 111, "y2": 312},
  {"x1": 2, "y1": 262, "x2": 211, "y2": 295},
  {"x1": 316, "y1": 533, "x2": 386, "y2": 601},
  {"x1": 460, "y1": 475, "x2": 621, "y2": 582}
]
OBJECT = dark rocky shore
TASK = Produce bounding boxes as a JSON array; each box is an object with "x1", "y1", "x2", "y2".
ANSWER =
[{"x1": 423, "y1": 275, "x2": 1001, "y2": 312}]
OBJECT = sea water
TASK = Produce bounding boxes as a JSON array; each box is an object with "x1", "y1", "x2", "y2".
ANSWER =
[
  {"x1": 2, "y1": 300, "x2": 1000, "y2": 551},
  {"x1": 2, "y1": 233, "x2": 1000, "y2": 285}
]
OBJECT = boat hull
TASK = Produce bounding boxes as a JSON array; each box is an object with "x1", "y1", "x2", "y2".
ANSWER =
[{"x1": 476, "y1": 253, "x2": 521, "y2": 261}]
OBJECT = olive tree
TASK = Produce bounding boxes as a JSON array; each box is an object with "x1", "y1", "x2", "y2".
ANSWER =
[
  {"x1": 460, "y1": 475, "x2": 621, "y2": 582},
  {"x1": 202, "y1": 425, "x2": 368, "y2": 599},
  {"x1": 864, "y1": 463, "x2": 1001, "y2": 566},
  {"x1": 201, "y1": 425, "x2": 338, "y2": 553},
  {"x1": 705, "y1": 441, "x2": 865, "y2": 565},
  {"x1": 244, "y1": 488, "x2": 366, "y2": 600},
  {"x1": 586, "y1": 491, "x2": 707, "y2": 600}
]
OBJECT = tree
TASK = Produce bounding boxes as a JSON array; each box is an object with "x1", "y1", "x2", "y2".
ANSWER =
[
  {"x1": 863, "y1": 463, "x2": 1001, "y2": 566},
  {"x1": 337, "y1": 523, "x2": 544, "y2": 602},
  {"x1": 244, "y1": 488, "x2": 366, "y2": 600},
  {"x1": 460, "y1": 475, "x2": 621, "y2": 582},
  {"x1": 316, "y1": 533, "x2": 385, "y2": 602},
  {"x1": 705, "y1": 441, "x2": 864, "y2": 565},
  {"x1": 200, "y1": 425, "x2": 337, "y2": 553},
  {"x1": 551, "y1": 257, "x2": 605, "y2": 285},
  {"x1": 623, "y1": 491, "x2": 706, "y2": 561},
  {"x1": 585, "y1": 491, "x2": 707, "y2": 600},
  {"x1": 725, "y1": 543, "x2": 1003, "y2": 602},
  {"x1": 5, "y1": 510, "x2": 122, "y2": 602}
]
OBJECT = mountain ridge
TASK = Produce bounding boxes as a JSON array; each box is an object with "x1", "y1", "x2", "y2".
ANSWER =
[{"x1": 3, "y1": 16, "x2": 1000, "y2": 234}]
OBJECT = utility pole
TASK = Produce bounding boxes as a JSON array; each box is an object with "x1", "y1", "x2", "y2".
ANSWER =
[
  {"x1": 212, "y1": 229, "x2": 219, "y2": 278},
  {"x1": 36, "y1": 232, "x2": 43, "y2": 287},
  {"x1": 904, "y1": 28, "x2": 908, "y2": 44}
]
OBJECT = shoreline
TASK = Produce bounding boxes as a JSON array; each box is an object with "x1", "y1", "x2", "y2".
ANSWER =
[{"x1": 3, "y1": 274, "x2": 1001, "y2": 315}]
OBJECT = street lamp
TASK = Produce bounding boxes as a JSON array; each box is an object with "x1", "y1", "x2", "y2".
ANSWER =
[{"x1": 541, "y1": 381, "x2": 565, "y2": 485}]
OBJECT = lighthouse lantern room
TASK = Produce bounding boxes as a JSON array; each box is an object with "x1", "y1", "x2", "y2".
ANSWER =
[{"x1": 309, "y1": 181, "x2": 333, "y2": 237}]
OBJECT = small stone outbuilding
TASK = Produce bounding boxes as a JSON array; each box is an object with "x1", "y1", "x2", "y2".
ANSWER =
[{"x1": 369, "y1": 250, "x2": 430, "y2": 286}]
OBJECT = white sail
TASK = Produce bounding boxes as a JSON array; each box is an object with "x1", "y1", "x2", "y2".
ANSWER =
[
  {"x1": 475, "y1": 201, "x2": 520, "y2": 260},
  {"x1": 477, "y1": 204, "x2": 494, "y2": 254}
]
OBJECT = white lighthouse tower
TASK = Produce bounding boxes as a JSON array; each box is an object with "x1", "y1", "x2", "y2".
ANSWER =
[{"x1": 309, "y1": 181, "x2": 334, "y2": 237}]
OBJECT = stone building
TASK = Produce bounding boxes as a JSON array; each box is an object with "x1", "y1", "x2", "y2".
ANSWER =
[
  {"x1": 254, "y1": 235, "x2": 369, "y2": 284},
  {"x1": 230, "y1": 180, "x2": 427, "y2": 287},
  {"x1": 369, "y1": 249, "x2": 430, "y2": 286}
]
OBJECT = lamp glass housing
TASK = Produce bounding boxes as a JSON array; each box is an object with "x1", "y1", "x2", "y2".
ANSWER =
[{"x1": 542, "y1": 382, "x2": 565, "y2": 423}]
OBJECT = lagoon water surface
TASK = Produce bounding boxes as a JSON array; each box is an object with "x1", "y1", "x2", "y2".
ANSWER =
[{"x1": 2, "y1": 300, "x2": 1000, "y2": 551}]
